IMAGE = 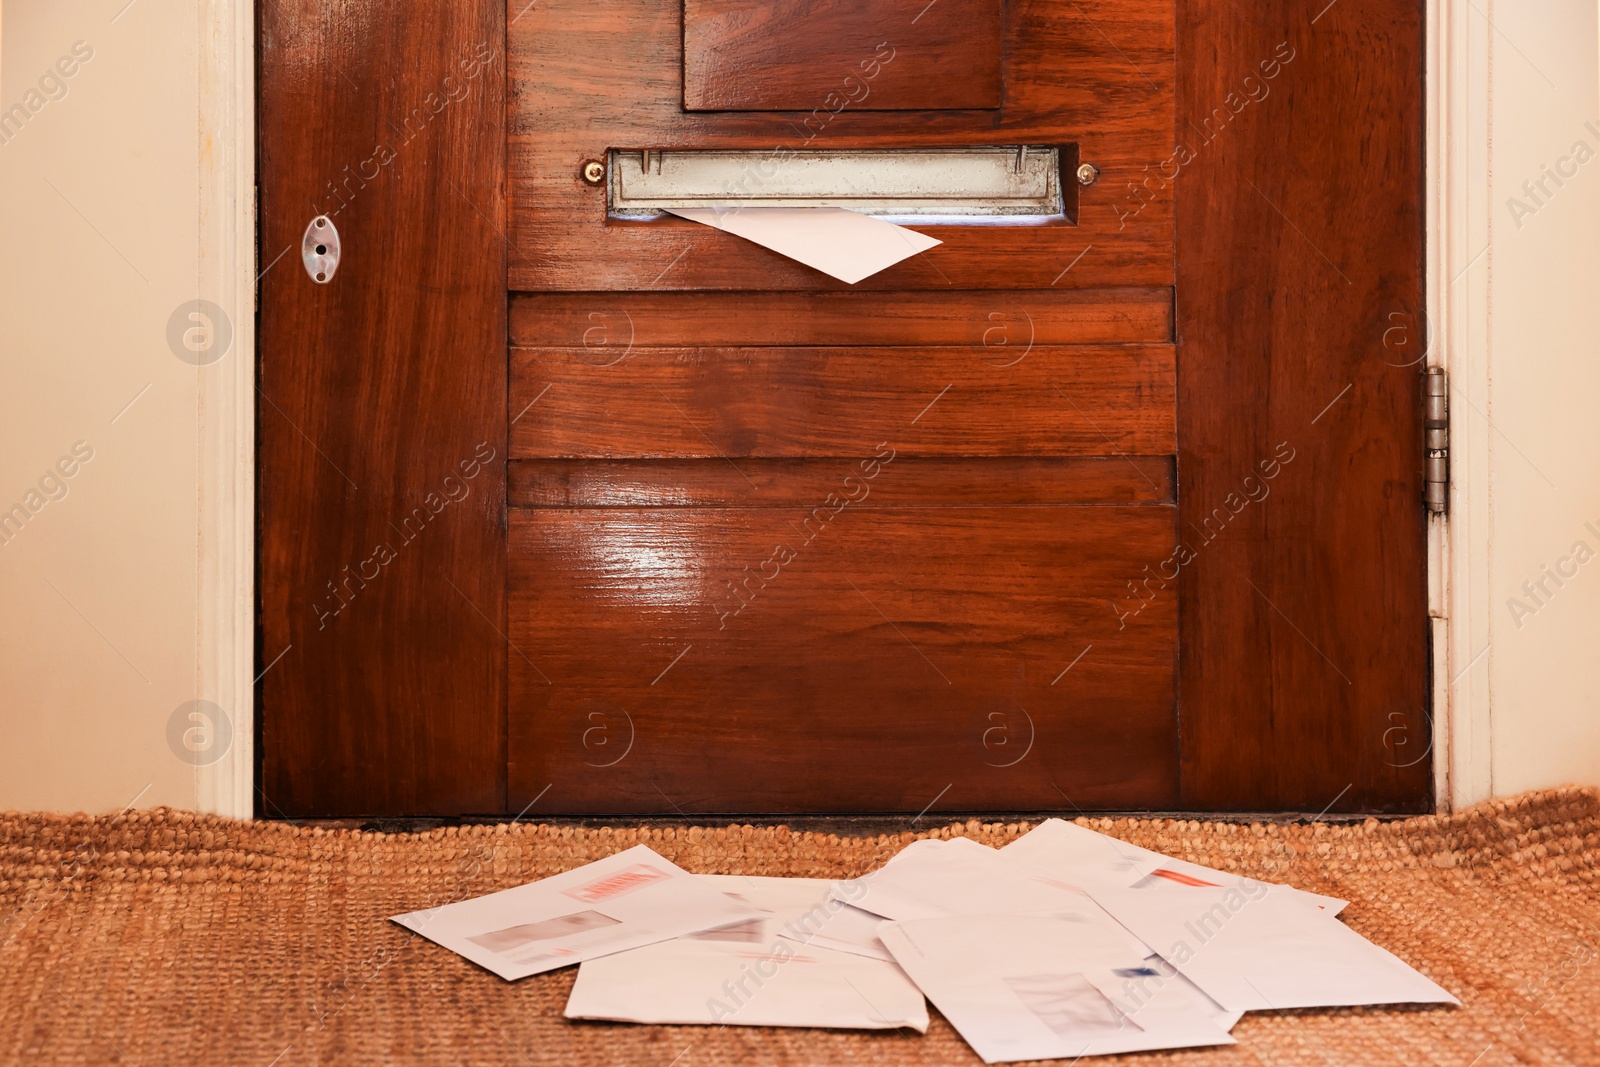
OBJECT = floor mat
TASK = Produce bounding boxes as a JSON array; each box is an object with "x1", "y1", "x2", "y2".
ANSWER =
[{"x1": 2, "y1": 789, "x2": 1597, "y2": 1065}]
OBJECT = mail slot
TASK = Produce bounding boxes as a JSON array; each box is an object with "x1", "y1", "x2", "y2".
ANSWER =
[{"x1": 606, "y1": 147, "x2": 1069, "y2": 219}]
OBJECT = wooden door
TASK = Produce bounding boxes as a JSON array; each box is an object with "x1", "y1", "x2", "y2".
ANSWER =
[{"x1": 258, "y1": 0, "x2": 1431, "y2": 818}]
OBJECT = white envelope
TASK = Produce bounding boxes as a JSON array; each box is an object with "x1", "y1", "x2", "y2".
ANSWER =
[
  {"x1": 667, "y1": 206, "x2": 940, "y2": 284},
  {"x1": 830, "y1": 838, "x2": 1078, "y2": 918},
  {"x1": 1087, "y1": 884, "x2": 1460, "y2": 1012},
  {"x1": 880, "y1": 913, "x2": 1237, "y2": 1063},
  {"x1": 566, "y1": 875, "x2": 928, "y2": 1031},
  {"x1": 1000, "y1": 818, "x2": 1167, "y2": 889},
  {"x1": 1133, "y1": 858, "x2": 1349, "y2": 915},
  {"x1": 567, "y1": 938, "x2": 930, "y2": 1031},
  {"x1": 705, "y1": 874, "x2": 890, "y2": 958},
  {"x1": 787, "y1": 900, "x2": 896, "y2": 962},
  {"x1": 390, "y1": 844, "x2": 762, "y2": 980},
  {"x1": 832, "y1": 838, "x2": 1144, "y2": 959},
  {"x1": 701, "y1": 873, "x2": 842, "y2": 919},
  {"x1": 709, "y1": 872, "x2": 897, "y2": 961},
  {"x1": 1003, "y1": 819, "x2": 1348, "y2": 915}
]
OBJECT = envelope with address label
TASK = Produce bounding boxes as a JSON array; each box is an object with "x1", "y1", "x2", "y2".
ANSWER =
[{"x1": 390, "y1": 844, "x2": 763, "y2": 981}]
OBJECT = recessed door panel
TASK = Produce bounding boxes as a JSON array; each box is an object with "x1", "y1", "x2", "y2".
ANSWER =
[
  {"x1": 508, "y1": 501, "x2": 1178, "y2": 814},
  {"x1": 682, "y1": 0, "x2": 1004, "y2": 112},
  {"x1": 508, "y1": 343, "x2": 1176, "y2": 460}
]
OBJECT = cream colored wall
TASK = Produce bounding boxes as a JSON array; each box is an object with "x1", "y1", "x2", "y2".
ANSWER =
[
  {"x1": 0, "y1": 0, "x2": 208, "y2": 813},
  {"x1": 1482, "y1": 1, "x2": 1600, "y2": 796}
]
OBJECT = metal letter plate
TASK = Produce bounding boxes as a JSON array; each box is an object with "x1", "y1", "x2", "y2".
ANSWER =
[{"x1": 607, "y1": 146, "x2": 1065, "y2": 219}]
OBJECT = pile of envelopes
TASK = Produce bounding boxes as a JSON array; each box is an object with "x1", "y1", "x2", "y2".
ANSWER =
[{"x1": 393, "y1": 820, "x2": 1457, "y2": 1063}]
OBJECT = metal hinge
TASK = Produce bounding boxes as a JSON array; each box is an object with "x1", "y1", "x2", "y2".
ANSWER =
[{"x1": 1424, "y1": 367, "x2": 1448, "y2": 516}]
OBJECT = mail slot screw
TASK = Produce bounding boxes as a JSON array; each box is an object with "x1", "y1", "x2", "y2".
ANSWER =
[
  {"x1": 1076, "y1": 162, "x2": 1101, "y2": 187},
  {"x1": 582, "y1": 160, "x2": 606, "y2": 185}
]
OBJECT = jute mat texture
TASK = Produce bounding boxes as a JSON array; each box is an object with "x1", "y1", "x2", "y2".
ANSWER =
[{"x1": 2, "y1": 789, "x2": 1598, "y2": 1066}]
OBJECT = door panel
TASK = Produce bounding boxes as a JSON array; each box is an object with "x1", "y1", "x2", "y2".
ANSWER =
[
  {"x1": 682, "y1": 0, "x2": 1005, "y2": 112},
  {"x1": 509, "y1": 290, "x2": 1173, "y2": 348},
  {"x1": 256, "y1": 0, "x2": 507, "y2": 816},
  {"x1": 1175, "y1": 1, "x2": 1430, "y2": 811},
  {"x1": 509, "y1": 344, "x2": 1175, "y2": 459},
  {"x1": 509, "y1": 457, "x2": 1174, "y2": 509},
  {"x1": 508, "y1": 503, "x2": 1178, "y2": 813}
]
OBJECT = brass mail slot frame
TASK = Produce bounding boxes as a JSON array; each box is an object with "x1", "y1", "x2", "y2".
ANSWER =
[{"x1": 606, "y1": 146, "x2": 1071, "y2": 220}]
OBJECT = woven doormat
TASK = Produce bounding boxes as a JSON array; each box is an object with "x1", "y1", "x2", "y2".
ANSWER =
[{"x1": 1, "y1": 789, "x2": 1597, "y2": 1066}]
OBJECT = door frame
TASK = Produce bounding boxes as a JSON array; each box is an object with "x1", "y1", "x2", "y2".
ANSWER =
[
  {"x1": 197, "y1": 0, "x2": 255, "y2": 820},
  {"x1": 1429, "y1": 0, "x2": 1494, "y2": 811},
  {"x1": 198, "y1": 0, "x2": 1485, "y2": 820}
]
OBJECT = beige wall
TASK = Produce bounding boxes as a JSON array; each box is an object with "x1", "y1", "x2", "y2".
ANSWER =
[
  {"x1": 1, "y1": 1, "x2": 1597, "y2": 815},
  {"x1": 0, "y1": 0, "x2": 207, "y2": 812},
  {"x1": 1482, "y1": 0, "x2": 1600, "y2": 795}
]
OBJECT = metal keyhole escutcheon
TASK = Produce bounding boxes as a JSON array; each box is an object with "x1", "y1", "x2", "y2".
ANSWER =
[{"x1": 302, "y1": 215, "x2": 341, "y2": 284}]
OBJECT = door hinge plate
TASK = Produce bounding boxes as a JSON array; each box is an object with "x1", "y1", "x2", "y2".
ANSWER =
[{"x1": 1424, "y1": 367, "x2": 1448, "y2": 516}]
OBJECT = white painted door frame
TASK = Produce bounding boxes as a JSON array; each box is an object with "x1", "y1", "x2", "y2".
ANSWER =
[
  {"x1": 196, "y1": 0, "x2": 255, "y2": 819},
  {"x1": 1429, "y1": 0, "x2": 1496, "y2": 811},
  {"x1": 195, "y1": 0, "x2": 1487, "y2": 819}
]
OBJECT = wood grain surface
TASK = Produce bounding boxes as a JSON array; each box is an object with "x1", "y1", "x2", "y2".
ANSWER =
[
  {"x1": 683, "y1": 0, "x2": 1003, "y2": 111},
  {"x1": 257, "y1": 0, "x2": 507, "y2": 816},
  {"x1": 508, "y1": 504, "x2": 1179, "y2": 814},
  {"x1": 509, "y1": 290, "x2": 1173, "y2": 347},
  {"x1": 1175, "y1": 1, "x2": 1430, "y2": 812},
  {"x1": 508, "y1": 457, "x2": 1175, "y2": 508},
  {"x1": 509, "y1": 343, "x2": 1176, "y2": 458}
]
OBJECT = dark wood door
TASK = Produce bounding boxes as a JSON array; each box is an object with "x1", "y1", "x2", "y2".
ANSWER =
[{"x1": 258, "y1": 0, "x2": 1430, "y2": 817}]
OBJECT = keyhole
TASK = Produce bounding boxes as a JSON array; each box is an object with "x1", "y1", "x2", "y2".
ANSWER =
[{"x1": 315, "y1": 245, "x2": 327, "y2": 255}]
